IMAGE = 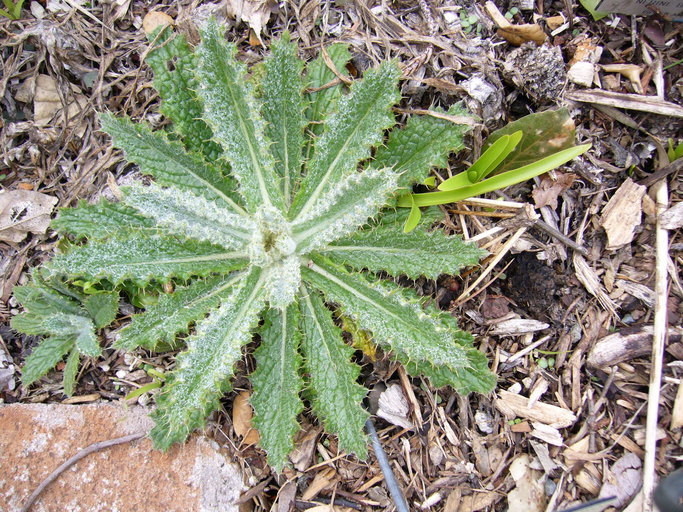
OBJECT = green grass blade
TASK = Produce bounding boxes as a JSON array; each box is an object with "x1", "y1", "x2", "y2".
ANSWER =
[
  {"x1": 299, "y1": 286, "x2": 368, "y2": 458},
  {"x1": 403, "y1": 195, "x2": 421, "y2": 233},
  {"x1": 400, "y1": 144, "x2": 591, "y2": 207},
  {"x1": 251, "y1": 305, "x2": 304, "y2": 472}
]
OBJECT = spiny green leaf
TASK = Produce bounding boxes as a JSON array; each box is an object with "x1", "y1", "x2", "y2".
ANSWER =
[
  {"x1": 83, "y1": 291, "x2": 119, "y2": 329},
  {"x1": 372, "y1": 104, "x2": 472, "y2": 189},
  {"x1": 262, "y1": 33, "x2": 306, "y2": 204},
  {"x1": 146, "y1": 27, "x2": 225, "y2": 162},
  {"x1": 321, "y1": 220, "x2": 485, "y2": 279},
  {"x1": 19, "y1": 335, "x2": 73, "y2": 387},
  {"x1": 51, "y1": 199, "x2": 154, "y2": 240},
  {"x1": 196, "y1": 19, "x2": 285, "y2": 212},
  {"x1": 290, "y1": 61, "x2": 400, "y2": 220},
  {"x1": 292, "y1": 168, "x2": 399, "y2": 253},
  {"x1": 48, "y1": 231, "x2": 248, "y2": 284},
  {"x1": 115, "y1": 274, "x2": 243, "y2": 351},
  {"x1": 303, "y1": 256, "x2": 495, "y2": 392},
  {"x1": 123, "y1": 182, "x2": 253, "y2": 250},
  {"x1": 251, "y1": 305, "x2": 304, "y2": 471},
  {"x1": 63, "y1": 348, "x2": 80, "y2": 396},
  {"x1": 304, "y1": 43, "x2": 351, "y2": 138},
  {"x1": 150, "y1": 268, "x2": 266, "y2": 450},
  {"x1": 300, "y1": 287, "x2": 368, "y2": 458},
  {"x1": 13, "y1": 282, "x2": 83, "y2": 317},
  {"x1": 100, "y1": 114, "x2": 244, "y2": 214}
]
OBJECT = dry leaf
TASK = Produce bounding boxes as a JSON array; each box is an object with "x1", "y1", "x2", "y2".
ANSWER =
[
  {"x1": 232, "y1": 390, "x2": 259, "y2": 445},
  {"x1": 598, "y1": 452, "x2": 642, "y2": 507},
  {"x1": 599, "y1": 178, "x2": 646, "y2": 249},
  {"x1": 377, "y1": 383, "x2": 413, "y2": 430},
  {"x1": 507, "y1": 454, "x2": 546, "y2": 512},
  {"x1": 0, "y1": 189, "x2": 58, "y2": 244},
  {"x1": 142, "y1": 10, "x2": 174, "y2": 35},
  {"x1": 225, "y1": 0, "x2": 277, "y2": 45},
  {"x1": 498, "y1": 24, "x2": 547, "y2": 46},
  {"x1": 532, "y1": 172, "x2": 577, "y2": 210},
  {"x1": 33, "y1": 74, "x2": 88, "y2": 137}
]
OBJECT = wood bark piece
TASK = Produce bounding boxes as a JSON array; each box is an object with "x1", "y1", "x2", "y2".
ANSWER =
[
  {"x1": 565, "y1": 89, "x2": 683, "y2": 117},
  {"x1": 488, "y1": 318, "x2": 550, "y2": 336},
  {"x1": 659, "y1": 201, "x2": 683, "y2": 230},
  {"x1": 495, "y1": 390, "x2": 577, "y2": 428},
  {"x1": 671, "y1": 381, "x2": 683, "y2": 431},
  {"x1": 599, "y1": 178, "x2": 646, "y2": 249},
  {"x1": 587, "y1": 326, "x2": 683, "y2": 368}
]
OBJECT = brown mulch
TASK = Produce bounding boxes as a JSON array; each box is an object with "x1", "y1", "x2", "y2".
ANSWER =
[{"x1": 1, "y1": 1, "x2": 682, "y2": 511}]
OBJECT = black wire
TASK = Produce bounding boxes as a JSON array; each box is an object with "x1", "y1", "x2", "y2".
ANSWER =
[{"x1": 365, "y1": 418, "x2": 410, "y2": 512}]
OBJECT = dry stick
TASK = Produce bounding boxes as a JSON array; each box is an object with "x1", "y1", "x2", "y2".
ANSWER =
[
  {"x1": 20, "y1": 432, "x2": 146, "y2": 512},
  {"x1": 641, "y1": 179, "x2": 670, "y2": 512}
]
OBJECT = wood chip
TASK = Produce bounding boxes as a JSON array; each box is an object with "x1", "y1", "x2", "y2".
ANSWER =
[
  {"x1": 572, "y1": 254, "x2": 618, "y2": 316},
  {"x1": 530, "y1": 422, "x2": 564, "y2": 446},
  {"x1": 659, "y1": 201, "x2": 683, "y2": 230},
  {"x1": 529, "y1": 440, "x2": 559, "y2": 473},
  {"x1": 671, "y1": 381, "x2": 683, "y2": 430},
  {"x1": 587, "y1": 326, "x2": 683, "y2": 368},
  {"x1": 565, "y1": 89, "x2": 683, "y2": 118},
  {"x1": 599, "y1": 178, "x2": 646, "y2": 249},
  {"x1": 301, "y1": 467, "x2": 337, "y2": 501},
  {"x1": 61, "y1": 393, "x2": 101, "y2": 404},
  {"x1": 488, "y1": 319, "x2": 550, "y2": 336},
  {"x1": 495, "y1": 390, "x2": 577, "y2": 428}
]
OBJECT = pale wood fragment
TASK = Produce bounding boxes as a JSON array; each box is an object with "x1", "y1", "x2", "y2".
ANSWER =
[
  {"x1": 599, "y1": 178, "x2": 646, "y2": 249},
  {"x1": 488, "y1": 318, "x2": 550, "y2": 336},
  {"x1": 670, "y1": 381, "x2": 683, "y2": 430},
  {"x1": 659, "y1": 201, "x2": 683, "y2": 230},
  {"x1": 495, "y1": 390, "x2": 577, "y2": 428},
  {"x1": 531, "y1": 422, "x2": 564, "y2": 446},
  {"x1": 565, "y1": 89, "x2": 683, "y2": 117},
  {"x1": 587, "y1": 326, "x2": 683, "y2": 368}
]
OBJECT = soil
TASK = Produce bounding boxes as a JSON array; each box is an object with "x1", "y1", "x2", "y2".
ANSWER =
[{"x1": 1, "y1": 1, "x2": 682, "y2": 511}]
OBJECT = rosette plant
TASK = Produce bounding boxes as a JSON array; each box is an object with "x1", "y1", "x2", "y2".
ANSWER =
[{"x1": 16, "y1": 19, "x2": 496, "y2": 470}]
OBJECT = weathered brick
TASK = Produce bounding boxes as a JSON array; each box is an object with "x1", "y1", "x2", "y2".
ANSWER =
[{"x1": 0, "y1": 403, "x2": 244, "y2": 512}]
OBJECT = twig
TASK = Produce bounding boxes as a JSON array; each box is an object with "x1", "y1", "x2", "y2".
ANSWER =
[
  {"x1": 365, "y1": 418, "x2": 410, "y2": 512},
  {"x1": 392, "y1": 107, "x2": 478, "y2": 126},
  {"x1": 20, "y1": 432, "x2": 146, "y2": 512},
  {"x1": 641, "y1": 179, "x2": 669, "y2": 511},
  {"x1": 533, "y1": 218, "x2": 588, "y2": 255}
]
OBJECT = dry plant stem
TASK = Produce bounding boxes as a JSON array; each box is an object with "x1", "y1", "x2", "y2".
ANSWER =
[
  {"x1": 641, "y1": 179, "x2": 669, "y2": 512},
  {"x1": 20, "y1": 432, "x2": 146, "y2": 512},
  {"x1": 365, "y1": 418, "x2": 410, "y2": 512}
]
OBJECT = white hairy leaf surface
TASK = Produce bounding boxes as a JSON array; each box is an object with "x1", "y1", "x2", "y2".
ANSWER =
[
  {"x1": 321, "y1": 221, "x2": 485, "y2": 279},
  {"x1": 300, "y1": 287, "x2": 369, "y2": 458},
  {"x1": 251, "y1": 305, "x2": 304, "y2": 471},
  {"x1": 123, "y1": 182, "x2": 253, "y2": 250},
  {"x1": 290, "y1": 61, "x2": 400, "y2": 220},
  {"x1": 292, "y1": 167, "x2": 399, "y2": 253},
  {"x1": 196, "y1": 19, "x2": 284, "y2": 212},
  {"x1": 150, "y1": 268, "x2": 266, "y2": 450}
]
